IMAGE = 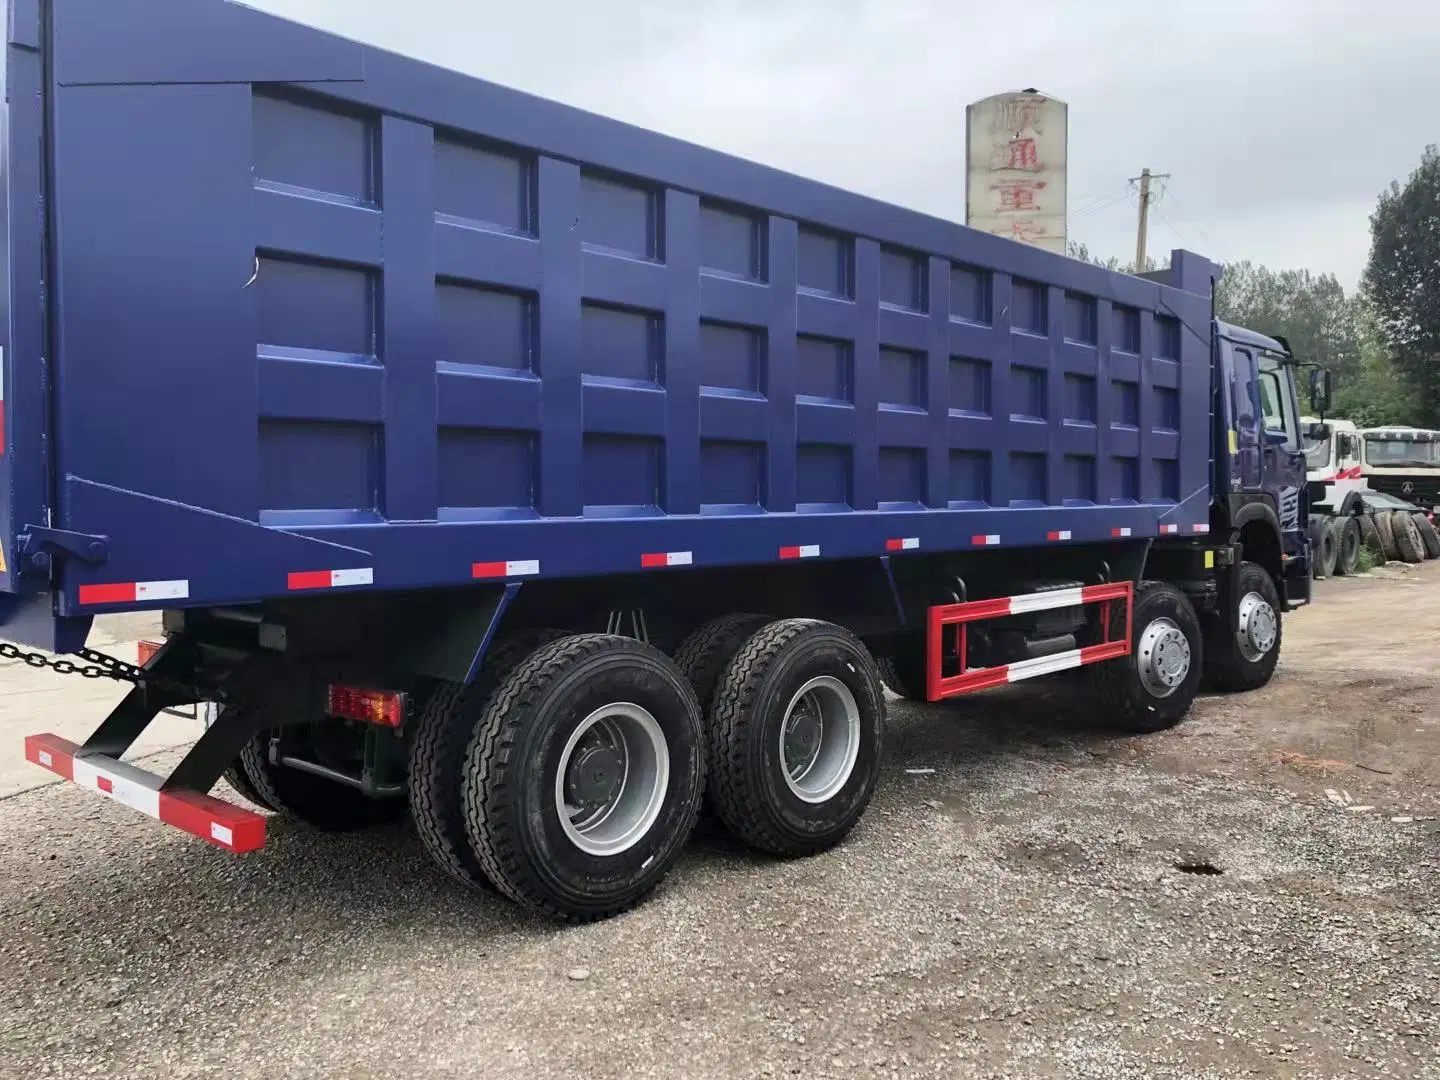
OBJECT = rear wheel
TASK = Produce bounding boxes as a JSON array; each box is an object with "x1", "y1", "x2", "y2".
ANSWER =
[
  {"x1": 1090, "y1": 581, "x2": 1203, "y2": 732},
  {"x1": 1317, "y1": 520, "x2": 1340, "y2": 578},
  {"x1": 1333, "y1": 517, "x2": 1361, "y2": 576},
  {"x1": 1375, "y1": 511, "x2": 1401, "y2": 560},
  {"x1": 409, "y1": 628, "x2": 567, "y2": 892},
  {"x1": 874, "y1": 632, "x2": 926, "y2": 701},
  {"x1": 1413, "y1": 512, "x2": 1440, "y2": 558},
  {"x1": 1393, "y1": 511, "x2": 1426, "y2": 563},
  {"x1": 220, "y1": 762, "x2": 276, "y2": 811},
  {"x1": 237, "y1": 726, "x2": 407, "y2": 832},
  {"x1": 462, "y1": 634, "x2": 704, "y2": 922},
  {"x1": 1358, "y1": 514, "x2": 1387, "y2": 565},
  {"x1": 707, "y1": 619, "x2": 886, "y2": 857},
  {"x1": 1203, "y1": 561, "x2": 1282, "y2": 692}
]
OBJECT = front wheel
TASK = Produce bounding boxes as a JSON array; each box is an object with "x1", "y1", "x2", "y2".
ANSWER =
[
  {"x1": 1203, "y1": 561, "x2": 1282, "y2": 692},
  {"x1": 1333, "y1": 517, "x2": 1361, "y2": 576},
  {"x1": 1318, "y1": 519, "x2": 1340, "y2": 578},
  {"x1": 462, "y1": 634, "x2": 705, "y2": 922},
  {"x1": 1089, "y1": 581, "x2": 1203, "y2": 733}
]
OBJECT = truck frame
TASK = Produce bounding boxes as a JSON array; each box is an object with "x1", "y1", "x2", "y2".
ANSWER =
[{"x1": 5, "y1": 0, "x2": 1316, "y2": 921}]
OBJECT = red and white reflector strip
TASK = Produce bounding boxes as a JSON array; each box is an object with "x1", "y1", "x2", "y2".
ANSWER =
[
  {"x1": 287, "y1": 567, "x2": 373, "y2": 591},
  {"x1": 885, "y1": 537, "x2": 920, "y2": 551},
  {"x1": 779, "y1": 545, "x2": 820, "y2": 560},
  {"x1": 1192, "y1": 523, "x2": 1210, "y2": 534},
  {"x1": 1160, "y1": 524, "x2": 1180, "y2": 534},
  {"x1": 970, "y1": 534, "x2": 1001, "y2": 546},
  {"x1": 78, "y1": 579, "x2": 189, "y2": 606},
  {"x1": 472, "y1": 559, "x2": 541, "y2": 579},
  {"x1": 1046, "y1": 530, "x2": 1072, "y2": 542},
  {"x1": 641, "y1": 550, "x2": 693, "y2": 568},
  {"x1": 1111, "y1": 527, "x2": 1133, "y2": 538},
  {"x1": 24, "y1": 733, "x2": 266, "y2": 853},
  {"x1": 926, "y1": 581, "x2": 1133, "y2": 700}
]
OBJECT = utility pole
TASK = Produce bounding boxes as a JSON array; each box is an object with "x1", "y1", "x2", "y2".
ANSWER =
[{"x1": 1130, "y1": 168, "x2": 1168, "y2": 272}]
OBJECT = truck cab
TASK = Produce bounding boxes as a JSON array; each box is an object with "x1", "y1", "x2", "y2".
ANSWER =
[
  {"x1": 1214, "y1": 322, "x2": 1312, "y2": 608},
  {"x1": 1357, "y1": 426, "x2": 1440, "y2": 511}
]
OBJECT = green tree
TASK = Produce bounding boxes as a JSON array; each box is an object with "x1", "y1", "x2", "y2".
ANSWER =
[
  {"x1": 1331, "y1": 304, "x2": 1414, "y2": 426},
  {"x1": 1212, "y1": 261, "x2": 1362, "y2": 391},
  {"x1": 1363, "y1": 144, "x2": 1440, "y2": 425},
  {"x1": 1066, "y1": 241, "x2": 1164, "y2": 276}
]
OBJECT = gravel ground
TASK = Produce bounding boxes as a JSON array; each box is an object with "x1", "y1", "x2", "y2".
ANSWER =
[{"x1": 1, "y1": 568, "x2": 1438, "y2": 1079}]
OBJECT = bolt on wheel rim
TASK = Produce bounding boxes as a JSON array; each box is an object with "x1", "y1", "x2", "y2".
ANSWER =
[
  {"x1": 1235, "y1": 591, "x2": 1277, "y2": 662},
  {"x1": 779, "y1": 676, "x2": 861, "y2": 804},
  {"x1": 1136, "y1": 617, "x2": 1191, "y2": 698},
  {"x1": 554, "y1": 703, "x2": 669, "y2": 857}
]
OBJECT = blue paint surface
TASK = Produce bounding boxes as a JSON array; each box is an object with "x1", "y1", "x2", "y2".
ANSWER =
[{"x1": 1, "y1": 0, "x2": 1224, "y2": 627}]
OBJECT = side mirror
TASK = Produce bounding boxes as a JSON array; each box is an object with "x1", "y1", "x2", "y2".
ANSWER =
[
  {"x1": 1309, "y1": 368, "x2": 1333, "y2": 415},
  {"x1": 1306, "y1": 421, "x2": 1331, "y2": 441}
]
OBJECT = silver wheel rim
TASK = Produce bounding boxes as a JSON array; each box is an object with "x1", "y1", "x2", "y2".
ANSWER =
[
  {"x1": 554, "y1": 703, "x2": 669, "y2": 857},
  {"x1": 1136, "y1": 617, "x2": 1191, "y2": 698},
  {"x1": 779, "y1": 676, "x2": 860, "y2": 804},
  {"x1": 1235, "y1": 591, "x2": 1277, "y2": 663}
]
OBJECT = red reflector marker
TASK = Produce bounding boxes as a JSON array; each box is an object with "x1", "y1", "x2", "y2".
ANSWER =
[
  {"x1": 137, "y1": 640, "x2": 163, "y2": 666},
  {"x1": 327, "y1": 685, "x2": 407, "y2": 728}
]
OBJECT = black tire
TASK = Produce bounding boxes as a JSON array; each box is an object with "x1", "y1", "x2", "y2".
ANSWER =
[
  {"x1": 1375, "y1": 511, "x2": 1401, "y2": 560},
  {"x1": 1412, "y1": 512, "x2": 1440, "y2": 559},
  {"x1": 673, "y1": 614, "x2": 771, "y2": 711},
  {"x1": 463, "y1": 634, "x2": 705, "y2": 922},
  {"x1": 1317, "y1": 519, "x2": 1340, "y2": 579},
  {"x1": 409, "y1": 629, "x2": 567, "y2": 892},
  {"x1": 1203, "y1": 561, "x2": 1283, "y2": 693},
  {"x1": 237, "y1": 728, "x2": 408, "y2": 832},
  {"x1": 672, "y1": 614, "x2": 771, "y2": 831},
  {"x1": 1358, "y1": 514, "x2": 1387, "y2": 566},
  {"x1": 875, "y1": 633, "x2": 926, "y2": 701},
  {"x1": 220, "y1": 762, "x2": 277, "y2": 811},
  {"x1": 1089, "y1": 581, "x2": 1203, "y2": 732},
  {"x1": 707, "y1": 619, "x2": 886, "y2": 857},
  {"x1": 1333, "y1": 517, "x2": 1361, "y2": 576},
  {"x1": 1393, "y1": 510, "x2": 1426, "y2": 563}
]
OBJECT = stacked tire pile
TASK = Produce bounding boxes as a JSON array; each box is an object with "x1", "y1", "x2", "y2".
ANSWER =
[{"x1": 1311, "y1": 510, "x2": 1440, "y2": 577}]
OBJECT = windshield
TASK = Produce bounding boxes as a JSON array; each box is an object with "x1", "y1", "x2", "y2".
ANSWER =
[
  {"x1": 1303, "y1": 434, "x2": 1331, "y2": 468},
  {"x1": 1365, "y1": 437, "x2": 1440, "y2": 468}
]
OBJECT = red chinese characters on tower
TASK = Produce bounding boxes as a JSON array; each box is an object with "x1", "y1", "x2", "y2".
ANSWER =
[
  {"x1": 1004, "y1": 137, "x2": 1040, "y2": 172},
  {"x1": 990, "y1": 178, "x2": 1048, "y2": 213}
]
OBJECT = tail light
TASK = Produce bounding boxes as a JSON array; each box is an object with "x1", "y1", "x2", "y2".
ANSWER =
[
  {"x1": 137, "y1": 640, "x2": 163, "y2": 665},
  {"x1": 327, "y1": 684, "x2": 407, "y2": 728}
]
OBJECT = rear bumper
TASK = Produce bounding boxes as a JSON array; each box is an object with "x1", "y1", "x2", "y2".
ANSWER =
[{"x1": 24, "y1": 733, "x2": 266, "y2": 852}]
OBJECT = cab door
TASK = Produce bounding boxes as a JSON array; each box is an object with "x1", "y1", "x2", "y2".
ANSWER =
[{"x1": 1256, "y1": 354, "x2": 1310, "y2": 602}]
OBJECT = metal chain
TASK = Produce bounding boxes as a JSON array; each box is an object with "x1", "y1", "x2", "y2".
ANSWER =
[{"x1": 0, "y1": 641, "x2": 209, "y2": 699}]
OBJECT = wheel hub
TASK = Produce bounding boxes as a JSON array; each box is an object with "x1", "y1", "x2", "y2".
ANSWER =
[
  {"x1": 778, "y1": 676, "x2": 862, "y2": 804},
  {"x1": 1235, "y1": 592, "x2": 1277, "y2": 662},
  {"x1": 553, "y1": 705, "x2": 669, "y2": 857},
  {"x1": 1136, "y1": 617, "x2": 1191, "y2": 698},
  {"x1": 782, "y1": 704, "x2": 823, "y2": 779},
  {"x1": 565, "y1": 738, "x2": 625, "y2": 814}
]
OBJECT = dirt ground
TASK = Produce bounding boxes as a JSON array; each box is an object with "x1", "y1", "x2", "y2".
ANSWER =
[{"x1": 1, "y1": 566, "x2": 1437, "y2": 1079}]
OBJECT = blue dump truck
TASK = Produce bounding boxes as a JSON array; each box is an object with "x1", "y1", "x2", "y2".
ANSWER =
[{"x1": 3, "y1": 0, "x2": 1324, "y2": 921}]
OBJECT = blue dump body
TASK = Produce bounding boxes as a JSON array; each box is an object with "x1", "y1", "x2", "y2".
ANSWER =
[{"x1": 1, "y1": 0, "x2": 1216, "y2": 648}]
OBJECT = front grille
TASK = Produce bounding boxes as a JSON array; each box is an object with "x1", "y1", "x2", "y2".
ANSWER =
[{"x1": 1367, "y1": 474, "x2": 1440, "y2": 506}]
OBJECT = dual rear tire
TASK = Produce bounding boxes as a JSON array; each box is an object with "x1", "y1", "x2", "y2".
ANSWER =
[{"x1": 417, "y1": 620, "x2": 885, "y2": 921}]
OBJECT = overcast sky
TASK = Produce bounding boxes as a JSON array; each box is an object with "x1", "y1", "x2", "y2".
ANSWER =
[{"x1": 248, "y1": 0, "x2": 1440, "y2": 291}]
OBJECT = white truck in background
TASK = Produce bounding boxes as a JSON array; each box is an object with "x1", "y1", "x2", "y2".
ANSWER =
[{"x1": 1303, "y1": 417, "x2": 1440, "y2": 572}]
